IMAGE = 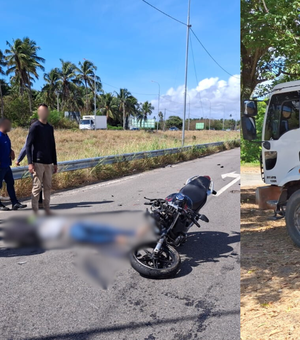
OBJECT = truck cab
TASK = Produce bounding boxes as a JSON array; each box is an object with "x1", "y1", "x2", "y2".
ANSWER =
[
  {"x1": 79, "y1": 115, "x2": 107, "y2": 130},
  {"x1": 79, "y1": 118, "x2": 95, "y2": 130},
  {"x1": 242, "y1": 80, "x2": 300, "y2": 247}
]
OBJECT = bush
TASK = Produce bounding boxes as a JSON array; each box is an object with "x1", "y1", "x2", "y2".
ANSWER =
[
  {"x1": 107, "y1": 124, "x2": 123, "y2": 130},
  {"x1": 3, "y1": 95, "x2": 31, "y2": 127},
  {"x1": 30, "y1": 110, "x2": 78, "y2": 129}
]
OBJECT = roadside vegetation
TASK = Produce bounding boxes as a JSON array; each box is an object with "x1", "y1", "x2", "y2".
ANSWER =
[
  {"x1": 241, "y1": 0, "x2": 300, "y2": 165},
  {"x1": 7, "y1": 134, "x2": 239, "y2": 198},
  {"x1": 0, "y1": 36, "x2": 240, "y2": 197},
  {"x1": 10, "y1": 129, "x2": 239, "y2": 162}
]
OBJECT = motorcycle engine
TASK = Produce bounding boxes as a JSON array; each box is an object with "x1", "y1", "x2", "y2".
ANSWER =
[{"x1": 165, "y1": 193, "x2": 192, "y2": 241}]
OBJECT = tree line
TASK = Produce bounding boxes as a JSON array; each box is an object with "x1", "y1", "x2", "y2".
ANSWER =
[
  {"x1": 241, "y1": 0, "x2": 300, "y2": 162},
  {"x1": 0, "y1": 37, "x2": 154, "y2": 129}
]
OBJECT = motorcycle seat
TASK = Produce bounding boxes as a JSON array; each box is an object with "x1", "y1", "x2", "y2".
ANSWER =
[{"x1": 180, "y1": 182, "x2": 207, "y2": 211}]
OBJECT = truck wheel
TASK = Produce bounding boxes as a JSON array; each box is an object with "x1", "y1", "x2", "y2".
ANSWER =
[{"x1": 286, "y1": 190, "x2": 300, "y2": 247}]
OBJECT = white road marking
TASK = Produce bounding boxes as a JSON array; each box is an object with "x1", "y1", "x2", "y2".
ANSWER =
[{"x1": 216, "y1": 172, "x2": 240, "y2": 196}]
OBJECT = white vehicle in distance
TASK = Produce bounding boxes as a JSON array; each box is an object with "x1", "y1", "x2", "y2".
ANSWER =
[{"x1": 79, "y1": 115, "x2": 107, "y2": 130}]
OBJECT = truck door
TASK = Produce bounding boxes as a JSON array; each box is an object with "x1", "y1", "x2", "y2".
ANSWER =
[{"x1": 262, "y1": 91, "x2": 300, "y2": 185}]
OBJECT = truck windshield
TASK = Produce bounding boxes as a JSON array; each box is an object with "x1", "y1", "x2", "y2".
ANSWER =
[
  {"x1": 80, "y1": 120, "x2": 91, "y2": 125},
  {"x1": 265, "y1": 91, "x2": 300, "y2": 140}
]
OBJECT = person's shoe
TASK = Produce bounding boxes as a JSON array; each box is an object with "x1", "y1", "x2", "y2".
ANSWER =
[
  {"x1": 0, "y1": 202, "x2": 10, "y2": 211},
  {"x1": 12, "y1": 202, "x2": 27, "y2": 210}
]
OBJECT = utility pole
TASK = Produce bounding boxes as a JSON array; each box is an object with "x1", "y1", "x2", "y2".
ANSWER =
[
  {"x1": 163, "y1": 109, "x2": 166, "y2": 131},
  {"x1": 188, "y1": 98, "x2": 190, "y2": 131},
  {"x1": 94, "y1": 71, "x2": 97, "y2": 116},
  {"x1": 151, "y1": 80, "x2": 160, "y2": 129},
  {"x1": 182, "y1": 0, "x2": 191, "y2": 147}
]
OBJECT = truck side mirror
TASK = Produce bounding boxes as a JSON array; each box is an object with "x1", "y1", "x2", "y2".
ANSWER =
[
  {"x1": 242, "y1": 100, "x2": 258, "y2": 140},
  {"x1": 244, "y1": 101, "x2": 257, "y2": 117},
  {"x1": 242, "y1": 116, "x2": 257, "y2": 140}
]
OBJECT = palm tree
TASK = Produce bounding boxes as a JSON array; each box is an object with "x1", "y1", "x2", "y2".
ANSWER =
[
  {"x1": 5, "y1": 37, "x2": 45, "y2": 112},
  {"x1": 42, "y1": 68, "x2": 60, "y2": 109},
  {"x1": 0, "y1": 50, "x2": 6, "y2": 117},
  {"x1": 77, "y1": 60, "x2": 98, "y2": 113},
  {"x1": 99, "y1": 93, "x2": 119, "y2": 123},
  {"x1": 116, "y1": 88, "x2": 135, "y2": 130},
  {"x1": 56, "y1": 59, "x2": 78, "y2": 110},
  {"x1": 137, "y1": 101, "x2": 154, "y2": 122}
]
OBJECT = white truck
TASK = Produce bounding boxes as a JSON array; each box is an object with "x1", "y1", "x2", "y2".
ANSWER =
[
  {"x1": 79, "y1": 115, "x2": 107, "y2": 130},
  {"x1": 242, "y1": 80, "x2": 300, "y2": 247}
]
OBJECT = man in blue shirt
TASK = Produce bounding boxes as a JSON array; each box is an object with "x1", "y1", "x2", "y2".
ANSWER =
[{"x1": 0, "y1": 118, "x2": 27, "y2": 211}]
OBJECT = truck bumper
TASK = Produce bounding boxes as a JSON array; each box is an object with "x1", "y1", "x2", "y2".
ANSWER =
[{"x1": 256, "y1": 186, "x2": 282, "y2": 210}]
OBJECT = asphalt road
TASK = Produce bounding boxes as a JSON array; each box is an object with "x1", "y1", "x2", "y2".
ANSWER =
[
  {"x1": 241, "y1": 172, "x2": 263, "y2": 187},
  {"x1": 0, "y1": 148, "x2": 240, "y2": 340}
]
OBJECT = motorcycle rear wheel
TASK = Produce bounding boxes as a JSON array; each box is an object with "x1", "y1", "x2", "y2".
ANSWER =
[{"x1": 129, "y1": 242, "x2": 181, "y2": 279}]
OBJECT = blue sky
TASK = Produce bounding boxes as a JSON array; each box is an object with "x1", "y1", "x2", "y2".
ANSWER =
[{"x1": 1, "y1": 0, "x2": 240, "y2": 119}]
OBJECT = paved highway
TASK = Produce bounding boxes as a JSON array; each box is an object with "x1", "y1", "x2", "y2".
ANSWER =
[{"x1": 0, "y1": 148, "x2": 240, "y2": 340}]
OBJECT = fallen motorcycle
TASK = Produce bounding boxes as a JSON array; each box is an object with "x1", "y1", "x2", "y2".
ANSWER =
[{"x1": 129, "y1": 175, "x2": 217, "y2": 278}]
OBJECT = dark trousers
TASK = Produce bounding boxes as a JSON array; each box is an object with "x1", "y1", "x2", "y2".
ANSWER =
[{"x1": 0, "y1": 167, "x2": 18, "y2": 206}]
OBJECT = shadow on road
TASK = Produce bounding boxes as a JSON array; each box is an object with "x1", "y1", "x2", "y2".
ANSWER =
[
  {"x1": 20, "y1": 309, "x2": 239, "y2": 340},
  {"x1": 51, "y1": 200, "x2": 114, "y2": 210},
  {"x1": 0, "y1": 246, "x2": 45, "y2": 258},
  {"x1": 176, "y1": 230, "x2": 240, "y2": 278}
]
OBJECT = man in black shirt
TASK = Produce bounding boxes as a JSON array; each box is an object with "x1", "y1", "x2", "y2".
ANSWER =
[{"x1": 26, "y1": 104, "x2": 57, "y2": 214}]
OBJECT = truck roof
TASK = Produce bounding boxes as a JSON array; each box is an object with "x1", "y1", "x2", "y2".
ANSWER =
[{"x1": 272, "y1": 80, "x2": 300, "y2": 93}]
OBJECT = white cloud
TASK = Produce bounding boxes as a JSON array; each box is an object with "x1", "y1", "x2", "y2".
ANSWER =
[{"x1": 151, "y1": 75, "x2": 240, "y2": 120}]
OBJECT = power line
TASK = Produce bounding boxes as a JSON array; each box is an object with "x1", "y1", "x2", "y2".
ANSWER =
[
  {"x1": 142, "y1": 0, "x2": 239, "y2": 80},
  {"x1": 190, "y1": 28, "x2": 239, "y2": 79},
  {"x1": 189, "y1": 34, "x2": 199, "y2": 86},
  {"x1": 142, "y1": 0, "x2": 187, "y2": 27},
  {"x1": 189, "y1": 34, "x2": 204, "y2": 112},
  {"x1": 102, "y1": 81, "x2": 157, "y2": 96}
]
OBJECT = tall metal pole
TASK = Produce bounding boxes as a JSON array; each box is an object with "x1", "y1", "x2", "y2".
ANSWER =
[
  {"x1": 187, "y1": 93, "x2": 191, "y2": 131},
  {"x1": 151, "y1": 80, "x2": 160, "y2": 130},
  {"x1": 208, "y1": 100, "x2": 211, "y2": 131},
  {"x1": 188, "y1": 99, "x2": 190, "y2": 131},
  {"x1": 94, "y1": 71, "x2": 97, "y2": 116},
  {"x1": 182, "y1": 0, "x2": 191, "y2": 146}
]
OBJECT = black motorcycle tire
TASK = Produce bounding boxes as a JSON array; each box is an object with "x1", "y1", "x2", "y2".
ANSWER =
[{"x1": 129, "y1": 242, "x2": 181, "y2": 279}]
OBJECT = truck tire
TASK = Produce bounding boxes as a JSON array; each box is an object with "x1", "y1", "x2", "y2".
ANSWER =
[{"x1": 286, "y1": 190, "x2": 300, "y2": 247}]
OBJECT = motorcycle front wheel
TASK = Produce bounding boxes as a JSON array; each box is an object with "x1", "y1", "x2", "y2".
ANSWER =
[{"x1": 129, "y1": 242, "x2": 181, "y2": 279}]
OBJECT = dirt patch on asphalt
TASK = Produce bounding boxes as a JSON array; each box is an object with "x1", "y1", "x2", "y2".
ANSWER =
[{"x1": 241, "y1": 187, "x2": 300, "y2": 340}]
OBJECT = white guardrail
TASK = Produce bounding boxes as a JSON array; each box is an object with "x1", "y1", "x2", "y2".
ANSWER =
[{"x1": 11, "y1": 141, "x2": 234, "y2": 180}]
